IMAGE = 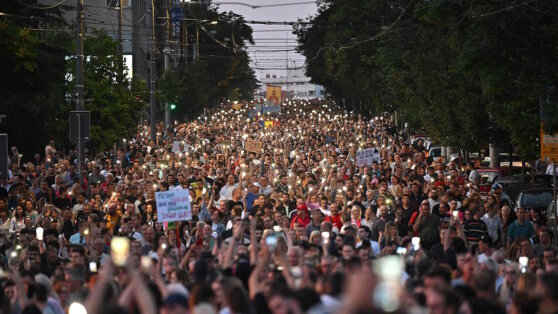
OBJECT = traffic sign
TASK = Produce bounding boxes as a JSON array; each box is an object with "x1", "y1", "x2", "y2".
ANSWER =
[{"x1": 541, "y1": 125, "x2": 558, "y2": 162}]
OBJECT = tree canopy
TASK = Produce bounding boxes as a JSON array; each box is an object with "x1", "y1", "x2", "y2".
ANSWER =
[
  {"x1": 295, "y1": 0, "x2": 558, "y2": 159},
  {"x1": 157, "y1": 3, "x2": 258, "y2": 120}
]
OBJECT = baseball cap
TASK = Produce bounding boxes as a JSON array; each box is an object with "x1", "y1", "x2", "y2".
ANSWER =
[
  {"x1": 491, "y1": 183, "x2": 503, "y2": 190},
  {"x1": 297, "y1": 204, "x2": 308, "y2": 211}
]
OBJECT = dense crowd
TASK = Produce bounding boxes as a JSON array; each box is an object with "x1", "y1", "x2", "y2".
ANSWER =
[{"x1": 0, "y1": 99, "x2": 557, "y2": 314}]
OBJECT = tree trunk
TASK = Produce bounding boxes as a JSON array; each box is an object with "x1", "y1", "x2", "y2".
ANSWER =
[{"x1": 489, "y1": 143, "x2": 499, "y2": 168}]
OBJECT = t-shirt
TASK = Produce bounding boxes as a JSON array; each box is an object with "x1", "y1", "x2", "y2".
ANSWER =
[
  {"x1": 245, "y1": 192, "x2": 258, "y2": 210},
  {"x1": 482, "y1": 214, "x2": 503, "y2": 242},
  {"x1": 469, "y1": 170, "x2": 479, "y2": 184},
  {"x1": 417, "y1": 214, "x2": 441, "y2": 246},
  {"x1": 463, "y1": 218, "x2": 488, "y2": 244},
  {"x1": 226, "y1": 200, "x2": 244, "y2": 214},
  {"x1": 507, "y1": 220, "x2": 536, "y2": 241}
]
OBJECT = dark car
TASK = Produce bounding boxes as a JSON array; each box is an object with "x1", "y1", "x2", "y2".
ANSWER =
[
  {"x1": 514, "y1": 188, "x2": 554, "y2": 214},
  {"x1": 495, "y1": 174, "x2": 554, "y2": 202}
]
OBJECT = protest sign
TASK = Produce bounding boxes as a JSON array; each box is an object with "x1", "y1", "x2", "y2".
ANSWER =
[
  {"x1": 155, "y1": 190, "x2": 192, "y2": 223},
  {"x1": 266, "y1": 85, "x2": 281, "y2": 105},
  {"x1": 172, "y1": 141, "x2": 181, "y2": 152},
  {"x1": 172, "y1": 141, "x2": 192, "y2": 152},
  {"x1": 245, "y1": 138, "x2": 263, "y2": 153},
  {"x1": 356, "y1": 148, "x2": 381, "y2": 167}
]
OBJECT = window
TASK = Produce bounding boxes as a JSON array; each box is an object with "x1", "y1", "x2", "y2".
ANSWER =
[{"x1": 122, "y1": 30, "x2": 132, "y2": 53}]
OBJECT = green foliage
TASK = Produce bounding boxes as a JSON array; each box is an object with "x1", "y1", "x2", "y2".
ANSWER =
[
  {"x1": 157, "y1": 4, "x2": 258, "y2": 118},
  {"x1": 295, "y1": 0, "x2": 558, "y2": 160},
  {"x1": 65, "y1": 29, "x2": 148, "y2": 152},
  {"x1": 0, "y1": 1, "x2": 72, "y2": 157}
]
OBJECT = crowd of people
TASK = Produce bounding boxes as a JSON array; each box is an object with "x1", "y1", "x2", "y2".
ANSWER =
[{"x1": 0, "y1": 99, "x2": 557, "y2": 314}]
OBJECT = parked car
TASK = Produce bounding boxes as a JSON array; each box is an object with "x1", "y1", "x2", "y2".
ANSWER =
[
  {"x1": 496, "y1": 174, "x2": 554, "y2": 201},
  {"x1": 514, "y1": 188, "x2": 554, "y2": 214},
  {"x1": 477, "y1": 168, "x2": 504, "y2": 196},
  {"x1": 428, "y1": 145, "x2": 463, "y2": 162}
]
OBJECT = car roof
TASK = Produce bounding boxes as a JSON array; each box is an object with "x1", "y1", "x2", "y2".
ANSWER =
[
  {"x1": 519, "y1": 188, "x2": 554, "y2": 193},
  {"x1": 477, "y1": 168, "x2": 502, "y2": 172}
]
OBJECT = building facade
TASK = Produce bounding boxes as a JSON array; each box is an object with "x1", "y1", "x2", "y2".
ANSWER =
[{"x1": 258, "y1": 68, "x2": 325, "y2": 100}]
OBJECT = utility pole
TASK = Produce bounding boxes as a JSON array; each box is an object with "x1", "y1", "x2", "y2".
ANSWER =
[
  {"x1": 117, "y1": 0, "x2": 123, "y2": 57},
  {"x1": 193, "y1": 41, "x2": 197, "y2": 64},
  {"x1": 75, "y1": 0, "x2": 85, "y2": 178},
  {"x1": 183, "y1": 18, "x2": 188, "y2": 71},
  {"x1": 164, "y1": 0, "x2": 170, "y2": 130},
  {"x1": 149, "y1": 0, "x2": 156, "y2": 142},
  {"x1": 285, "y1": 32, "x2": 288, "y2": 99},
  {"x1": 76, "y1": 0, "x2": 84, "y2": 111},
  {"x1": 553, "y1": 161, "x2": 557, "y2": 245}
]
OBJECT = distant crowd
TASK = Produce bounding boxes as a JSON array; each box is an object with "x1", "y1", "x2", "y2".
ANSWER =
[{"x1": 0, "y1": 99, "x2": 556, "y2": 314}]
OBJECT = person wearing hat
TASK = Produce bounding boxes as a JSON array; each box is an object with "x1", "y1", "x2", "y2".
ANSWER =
[
  {"x1": 491, "y1": 183, "x2": 512, "y2": 207},
  {"x1": 290, "y1": 204, "x2": 310, "y2": 229}
]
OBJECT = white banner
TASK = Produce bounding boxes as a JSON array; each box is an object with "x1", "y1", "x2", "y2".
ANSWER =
[
  {"x1": 356, "y1": 148, "x2": 381, "y2": 167},
  {"x1": 155, "y1": 190, "x2": 192, "y2": 223},
  {"x1": 172, "y1": 141, "x2": 192, "y2": 152}
]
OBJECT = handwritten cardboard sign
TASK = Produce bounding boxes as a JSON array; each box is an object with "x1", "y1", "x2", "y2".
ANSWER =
[{"x1": 245, "y1": 138, "x2": 263, "y2": 153}]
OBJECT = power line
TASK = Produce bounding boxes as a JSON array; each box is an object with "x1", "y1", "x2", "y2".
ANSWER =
[
  {"x1": 18, "y1": 0, "x2": 70, "y2": 10},
  {"x1": 213, "y1": 1, "x2": 315, "y2": 9},
  {"x1": 253, "y1": 29, "x2": 295, "y2": 32}
]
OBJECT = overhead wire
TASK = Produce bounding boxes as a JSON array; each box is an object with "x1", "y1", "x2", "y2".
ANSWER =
[
  {"x1": 18, "y1": 0, "x2": 70, "y2": 10},
  {"x1": 213, "y1": 1, "x2": 315, "y2": 9}
]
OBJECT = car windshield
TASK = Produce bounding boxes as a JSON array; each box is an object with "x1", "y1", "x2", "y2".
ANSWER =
[
  {"x1": 520, "y1": 191, "x2": 553, "y2": 208},
  {"x1": 479, "y1": 172, "x2": 499, "y2": 185}
]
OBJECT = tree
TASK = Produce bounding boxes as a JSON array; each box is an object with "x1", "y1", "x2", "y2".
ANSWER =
[
  {"x1": 157, "y1": 3, "x2": 258, "y2": 118},
  {"x1": 65, "y1": 29, "x2": 148, "y2": 152},
  {"x1": 0, "y1": 1, "x2": 72, "y2": 158},
  {"x1": 295, "y1": 0, "x2": 558, "y2": 160}
]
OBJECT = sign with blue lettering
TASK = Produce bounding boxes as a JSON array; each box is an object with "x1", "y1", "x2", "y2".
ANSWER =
[{"x1": 155, "y1": 189, "x2": 192, "y2": 222}]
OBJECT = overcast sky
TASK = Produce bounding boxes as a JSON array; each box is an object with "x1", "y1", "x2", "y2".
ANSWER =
[{"x1": 215, "y1": 0, "x2": 318, "y2": 79}]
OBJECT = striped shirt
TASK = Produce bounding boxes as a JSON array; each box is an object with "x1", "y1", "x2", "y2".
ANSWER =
[{"x1": 463, "y1": 218, "x2": 488, "y2": 244}]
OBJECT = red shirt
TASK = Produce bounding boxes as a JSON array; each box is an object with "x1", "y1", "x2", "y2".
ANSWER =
[
  {"x1": 290, "y1": 214, "x2": 310, "y2": 229},
  {"x1": 324, "y1": 214, "x2": 342, "y2": 230}
]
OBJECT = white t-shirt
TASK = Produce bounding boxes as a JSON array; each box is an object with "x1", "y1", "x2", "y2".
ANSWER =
[
  {"x1": 469, "y1": 169, "x2": 480, "y2": 183},
  {"x1": 546, "y1": 164, "x2": 557, "y2": 175}
]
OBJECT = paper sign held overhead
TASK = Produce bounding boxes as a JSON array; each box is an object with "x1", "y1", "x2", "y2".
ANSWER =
[
  {"x1": 245, "y1": 138, "x2": 263, "y2": 153},
  {"x1": 356, "y1": 148, "x2": 381, "y2": 167},
  {"x1": 155, "y1": 190, "x2": 192, "y2": 223}
]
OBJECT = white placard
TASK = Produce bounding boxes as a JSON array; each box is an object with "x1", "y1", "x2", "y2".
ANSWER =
[
  {"x1": 172, "y1": 141, "x2": 192, "y2": 153},
  {"x1": 155, "y1": 190, "x2": 192, "y2": 223},
  {"x1": 356, "y1": 148, "x2": 381, "y2": 167}
]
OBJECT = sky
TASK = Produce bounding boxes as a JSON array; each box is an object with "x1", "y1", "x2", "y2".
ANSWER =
[{"x1": 214, "y1": 0, "x2": 318, "y2": 79}]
